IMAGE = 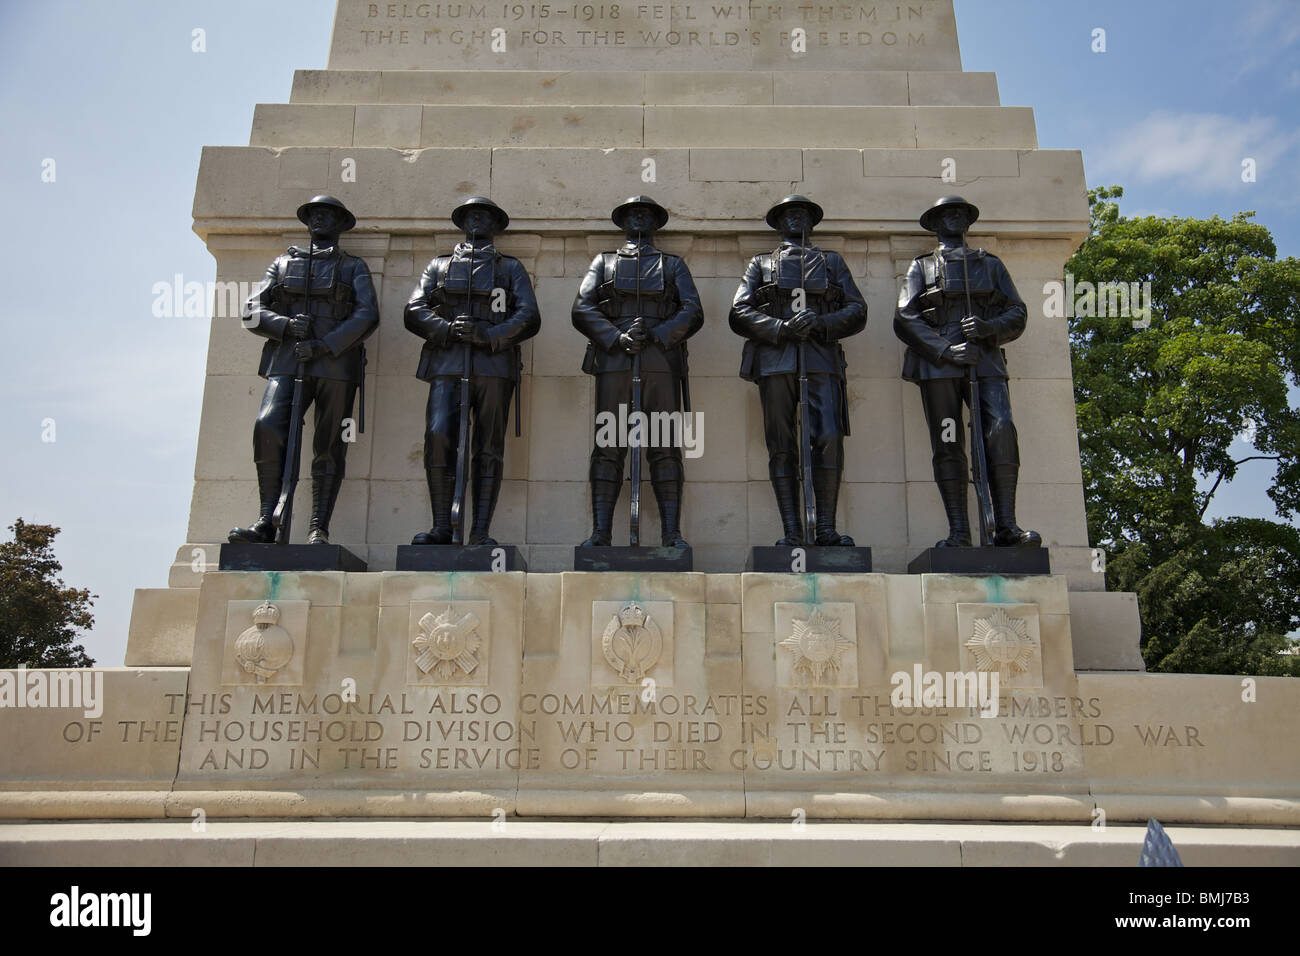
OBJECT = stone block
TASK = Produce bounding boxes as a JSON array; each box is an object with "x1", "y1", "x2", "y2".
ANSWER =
[
  {"x1": 1070, "y1": 591, "x2": 1145, "y2": 671},
  {"x1": 906, "y1": 71, "x2": 999, "y2": 106},
  {"x1": 774, "y1": 71, "x2": 909, "y2": 105},
  {"x1": 645, "y1": 106, "x2": 919, "y2": 149},
  {"x1": 862, "y1": 147, "x2": 1019, "y2": 179},
  {"x1": 291, "y1": 69, "x2": 384, "y2": 104},
  {"x1": 250, "y1": 104, "x2": 356, "y2": 147},
  {"x1": 913, "y1": 106, "x2": 1037, "y2": 149},
  {"x1": 0, "y1": 668, "x2": 189, "y2": 790},
  {"x1": 385, "y1": 70, "x2": 643, "y2": 105},
  {"x1": 125, "y1": 588, "x2": 200, "y2": 667},
  {"x1": 353, "y1": 104, "x2": 423, "y2": 146},
  {"x1": 646, "y1": 72, "x2": 772, "y2": 106},
  {"x1": 688, "y1": 148, "x2": 802, "y2": 183},
  {"x1": 420, "y1": 106, "x2": 644, "y2": 148}
]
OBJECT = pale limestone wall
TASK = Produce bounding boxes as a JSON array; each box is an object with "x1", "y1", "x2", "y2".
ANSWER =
[
  {"x1": 187, "y1": 152, "x2": 1095, "y2": 582},
  {"x1": 178, "y1": 0, "x2": 1099, "y2": 585}
]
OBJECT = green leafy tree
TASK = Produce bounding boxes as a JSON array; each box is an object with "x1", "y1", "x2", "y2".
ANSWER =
[
  {"x1": 0, "y1": 519, "x2": 95, "y2": 668},
  {"x1": 1066, "y1": 187, "x2": 1300, "y2": 675}
]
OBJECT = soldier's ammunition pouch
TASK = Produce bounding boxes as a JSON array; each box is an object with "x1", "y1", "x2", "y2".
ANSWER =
[
  {"x1": 755, "y1": 249, "x2": 845, "y2": 324},
  {"x1": 596, "y1": 251, "x2": 676, "y2": 321},
  {"x1": 275, "y1": 250, "x2": 356, "y2": 322},
  {"x1": 427, "y1": 253, "x2": 515, "y2": 324},
  {"x1": 918, "y1": 248, "x2": 999, "y2": 328}
]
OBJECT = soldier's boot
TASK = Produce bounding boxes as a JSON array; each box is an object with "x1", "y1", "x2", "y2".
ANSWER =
[
  {"x1": 935, "y1": 478, "x2": 973, "y2": 548},
  {"x1": 306, "y1": 474, "x2": 342, "y2": 545},
  {"x1": 467, "y1": 462, "x2": 503, "y2": 547},
  {"x1": 771, "y1": 475, "x2": 805, "y2": 547},
  {"x1": 652, "y1": 460, "x2": 689, "y2": 549},
  {"x1": 228, "y1": 461, "x2": 283, "y2": 544},
  {"x1": 580, "y1": 461, "x2": 622, "y2": 547},
  {"x1": 990, "y1": 464, "x2": 1041, "y2": 547},
  {"x1": 411, "y1": 467, "x2": 454, "y2": 545},
  {"x1": 812, "y1": 468, "x2": 854, "y2": 546}
]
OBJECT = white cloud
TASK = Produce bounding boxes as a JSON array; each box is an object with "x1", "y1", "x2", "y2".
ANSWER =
[{"x1": 1095, "y1": 111, "x2": 1300, "y2": 194}]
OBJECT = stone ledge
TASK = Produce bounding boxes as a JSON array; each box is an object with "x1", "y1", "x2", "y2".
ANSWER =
[
  {"x1": 288, "y1": 69, "x2": 1001, "y2": 107},
  {"x1": 1, "y1": 820, "x2": 1296, "y2": 866},
  {"x1": 247, "y1": 104, "x2": 1039, "y2": 149}
]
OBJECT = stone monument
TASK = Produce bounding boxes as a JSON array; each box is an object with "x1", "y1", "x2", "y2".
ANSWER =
[{"x1": 2, "y1": 0, "x2": 1296, "y2": 864}]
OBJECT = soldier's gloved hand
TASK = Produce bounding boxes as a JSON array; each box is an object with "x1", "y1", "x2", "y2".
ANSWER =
[
  {"x1": 294, "y1": 339, "x2": 328, "y2": 361},
  {"x1": 785, "y1": 311, "x2": 815, "y2": 341},
  {"x1": 288, "y1": 315, "x2": 313, "y2": 339},
  {"x1": 451, "y1": 318, "x2": 489, "y2": 347},
  {"x1": 617, "y1": 325, "x2": 648, "y2": 354},
  {"x1": 944, "y1": 342, "x2": 978, "y2": 366},
  {"x1": 961, "y1": 315, "x2": 995, "y2": 339}
]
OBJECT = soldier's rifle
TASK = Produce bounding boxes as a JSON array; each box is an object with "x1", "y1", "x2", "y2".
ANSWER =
[
  {"x1": 450, "y1": 243, "x2": 474, "y2": 545},
  {"x1": 797, "y1": 224, "x2": 816, "y2": 546},
  {"x1": 272, "y1": 240, "x2": 312, "y2": 544},
  {"x1": 960, "y1": 231, "x2": 996, "y2": 546},
  {"x1": 629, "y1": 229, "x2": 644, "y2": 547}
]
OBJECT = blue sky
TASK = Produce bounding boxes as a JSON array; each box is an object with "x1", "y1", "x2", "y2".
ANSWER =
[{"x1": 1, "y1": 0, "x2": 1296, "y2": 666}]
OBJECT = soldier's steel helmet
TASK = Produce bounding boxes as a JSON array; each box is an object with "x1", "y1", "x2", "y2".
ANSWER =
[
  {"x1": 611, "y1": 195, "x2": 670, "y2": 231},
  {"x1": 919, "y1": 196, "x2": 981, "y2": 233},
  {"x1": 452, "y1": 196, "x2": 510, "y2": 232},
  {"x1": 296, "y1": 195, "x2": 357, "y2": 232},
  {"x1": 765, "y1": 195, "x2": 824, "y2": 230}
]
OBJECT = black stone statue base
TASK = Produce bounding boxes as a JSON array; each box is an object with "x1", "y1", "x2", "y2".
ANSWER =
[
  {"x1": 907, "y1": 546, "x2": 1050, "y2": 575},
  {"x1": 395, "y1": 545, "x2": 527, "y2": 572},
  {"x1": 218, "y1": 543, "x2": 368, "y2": 573},
  {"x1": 574, "y1": 546, "x2": 694, "y2": 572},
  {"x1": 746, "y1": 546, "x2": 873, "y2": 573}
]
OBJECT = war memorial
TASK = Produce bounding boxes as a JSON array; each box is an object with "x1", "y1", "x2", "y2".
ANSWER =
[{"x1": 1, "y1": 0, "x2": 1296, "y2": 867}]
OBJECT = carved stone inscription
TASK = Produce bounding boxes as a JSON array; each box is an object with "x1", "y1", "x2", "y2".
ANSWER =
[{"x1": 328, "y1": 0, "x2": 960, "y2": 69}]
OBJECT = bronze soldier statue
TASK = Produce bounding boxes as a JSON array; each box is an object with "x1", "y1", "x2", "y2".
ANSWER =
[
  {"x1": 894, "y1": 196, "x2": 1040, "y2": 548},
  {"x1": 730, "y1": 195, "x2": 867, "y2": 546},
  {"x1": 572, "y1": 196, "x2": 703, "y2": 548},
  {"x1": 405, "y1": 197, "x2": 540, "y2": 547},
  {"x1": 230, "y1": 195, "x2": 378, "y2": 546}
]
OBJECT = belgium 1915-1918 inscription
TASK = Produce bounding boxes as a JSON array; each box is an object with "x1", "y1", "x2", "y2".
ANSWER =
[{"x1": 327, "y1": 0, "x2": 959, "y2": 69}]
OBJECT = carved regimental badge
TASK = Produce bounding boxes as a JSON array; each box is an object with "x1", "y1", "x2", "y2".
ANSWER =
[
  {"x1": 233, "y1": 601, "x2": 295, "y2": 683},
  {"x1": 601, "y1": 603, "x2": 663, "y2": 683},
  {"x1": 779, "y1": 609, "x2": 855, "y2": 687},
  {"x1": 965, "y1": 607, "x2": 1036, "y2": 681},
  {"x1": 413, "y1": 606, "x2": 483, "y2": 682}
]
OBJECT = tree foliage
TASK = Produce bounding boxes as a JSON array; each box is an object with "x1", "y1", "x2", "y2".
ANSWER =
[
  {"x1": 0, "y1": 519, "x2": 95, "y2": 668},
  {"x1": 1067, "y1": 187, "x2": 1300, "y2": 675}
]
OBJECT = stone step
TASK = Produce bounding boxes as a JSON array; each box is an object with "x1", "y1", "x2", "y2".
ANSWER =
[
  {"x1": 291, "y1": 68, "x2": 1000, "y2": 107},
  {"x1": 250, "y1": 103, "x2": 1037, "y2": 149},
  {"x1": 2, "y1": 820, "x2": 1297, "y2": 866}
]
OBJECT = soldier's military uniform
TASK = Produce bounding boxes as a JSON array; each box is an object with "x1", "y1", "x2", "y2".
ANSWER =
[
  {"x1": 571, "y1": 196, "x2": 704, "y2": 547},
  {"x1": 404, "y1": 197, "x2": 540, "y2": 546},
  {"x1": 729, "y1": 195, "x2": 867, "y2": 546},
  {"x1": 230, "y1": 195, "x2": 378, "y2": 545},
  {"x1": 893, "y1": 195, "x2": 1040, "y2": 548}
]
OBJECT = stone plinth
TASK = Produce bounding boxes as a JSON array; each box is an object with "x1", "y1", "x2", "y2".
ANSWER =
[{"x1": 7, "y1": 570, "x2": 1296, "y2": 825}]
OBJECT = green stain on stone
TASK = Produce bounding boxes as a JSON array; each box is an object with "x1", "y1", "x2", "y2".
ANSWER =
[
  {"x1": 267, "y1": 571, "x2": 281, "y2": 600},
  {"x1": 985, "y1": 575, "x2": 1008, "y2": 603}
]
